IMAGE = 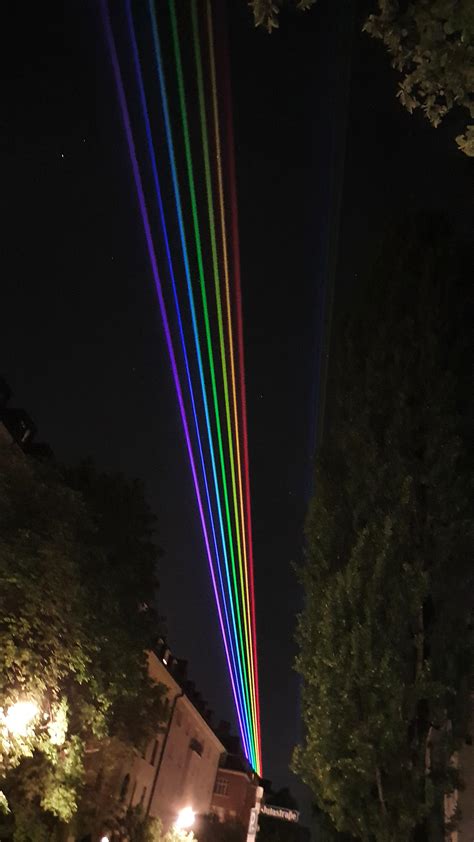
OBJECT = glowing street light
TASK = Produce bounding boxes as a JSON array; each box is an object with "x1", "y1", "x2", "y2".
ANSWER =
[
  {"x1": 175, "y1": 806, "x2": 195, "y2": 831},
  {"x1": 4, "y1": 701, "x2": 39, "y2": 737}
]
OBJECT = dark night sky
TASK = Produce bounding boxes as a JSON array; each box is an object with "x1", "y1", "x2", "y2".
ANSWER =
[{"x1": 1, "y1": 0, "x2": 471, "y2": 820}]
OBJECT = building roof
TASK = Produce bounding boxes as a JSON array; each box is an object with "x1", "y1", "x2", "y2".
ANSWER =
[{"x1": 148, "y1": 645, "x2": 225, "y2": 754}]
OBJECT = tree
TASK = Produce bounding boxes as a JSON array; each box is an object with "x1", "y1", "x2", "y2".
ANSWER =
[
  {"x1": 0, "y1": 447, "x2": 166, "y2": 838},
  {"x1": 364, "y1": 1, "x2": 474, "y2": 156},
  {"x1": 101, "y1": 803, "x2": 163, "y2": 842},
  {"x1": 312, "y1": 804, "x2": 356, "y2": 841},
  {"x1": 198, "y1": 813, "x2": 246, "y2": 842},
  {"x1": 249, "y1": 0, "x2": 316, "y2": 33},
  {"x1": 248, "y1": 0, "x2": 474, "y2": 155},
  {"x1": 0, "y1": 447, "x2": 95, "y2": 830},
  {"x1": 293, "y1": 215, "x2": 473, "y2": 839},
  {"x1": 64, "y1": 462, "x2": 164, "y2": 747},
  {"x1": 96, "y1": 803, "x2": 196, "y2": 842}
]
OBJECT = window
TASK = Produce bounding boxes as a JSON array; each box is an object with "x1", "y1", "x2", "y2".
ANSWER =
[
  {"x1": 214, "y1": 778, "x2": 229, "y2": 796},
  {"x1": 190, "y1": 737, "x2": 203, "y2": 756},
  {"x1": 119, "y1": 773, "x2": 130, "y2": 803}
]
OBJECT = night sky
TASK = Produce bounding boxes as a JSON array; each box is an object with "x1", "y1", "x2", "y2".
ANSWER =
[{"x1": 1, "y1": 0, "x2": 471, "y2": 820}]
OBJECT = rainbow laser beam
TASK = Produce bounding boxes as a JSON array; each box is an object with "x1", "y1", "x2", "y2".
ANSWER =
[
  {"x1": 146, "y1": 0, "x2": 255, "y2": 764},
  {"x1": 211, "y1": 0, "x2": 263, "y2": 772},
  {"x1": 99, "y1": 0, "x2": 252, "y2": 765},
  {"x1": 102, "y1": 0, "x2": 262, "y2": 773},
  {"x1": 167, "y1": 0, "x2": 256, "y2": 767},
  {"x1": 124, "y1": 0, "x2": 252, "y2": 761},
  {"x1": 191, "y1": 0, "x2": 259, "y2": 762},
  {"x1": 205, "y1": 0, "x2": 262, "y2": 773}
]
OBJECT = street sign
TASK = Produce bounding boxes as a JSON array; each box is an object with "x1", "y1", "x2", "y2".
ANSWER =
[
  {"x1": 246, "y1": 789, "x2": 264, "y2": 842},
  {"x1": 248, "y1": 808, "x2": 258, "y2": 834},
  {"x1": 260, "y1": 805, "x2": 299, "y2": 823}
]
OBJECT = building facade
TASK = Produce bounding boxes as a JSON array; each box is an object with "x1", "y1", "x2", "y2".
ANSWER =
[
  {"x1": 116, "y1": 646, "x2": 225, "y2": 831},
  {"x1": 210, "y1": 727, "x2": 259, "y2": 832},
  {"x1": 457, "y1": 735, "x2": 474, "y2": 839},
  {"x1": 446, "y1": 698, "x2": 474, "y2": 841},
  {"x1": 0, "y1": 377, "x2": 53, "y2": 459}
]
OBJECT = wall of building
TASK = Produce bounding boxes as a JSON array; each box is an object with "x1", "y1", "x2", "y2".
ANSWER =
[
  {"x1": 149, "y1": 694, "x2": 223, "y2": 828},
  {"x1": 0, "y1": 421, "x2": 13, "y2": 446},
  {"x1": 445, "y1": 699, "x2": 474, "y2": 842},
  {"x1": 211, "y1": 768, "x2": 257, "y2": 830},
  {"x1": 123, "y1": 651, "x2": 224, "y2": 831},
  {"x1": 457, "y1": 737, "x2": 474, "y2": 841}
]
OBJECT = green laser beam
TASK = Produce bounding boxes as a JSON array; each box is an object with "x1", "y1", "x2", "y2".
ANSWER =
[
  {"x1": 191, "y1": 0, "x2": 258, "y2": 748},
  {"x1": 168, "y1": 0, "x2": 256, "y2": 762}
]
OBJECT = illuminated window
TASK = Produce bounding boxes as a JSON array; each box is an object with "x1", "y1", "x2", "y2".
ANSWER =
[{"x1": 214, "y1": 778, "x2": 229, "y2": 796}]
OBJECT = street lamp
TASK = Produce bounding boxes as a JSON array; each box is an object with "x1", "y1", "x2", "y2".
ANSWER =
[
  {"x1": 175, "y1": 806, "x2": 195, "y2": 832},
  {"x1": 4, "y1": 700, "x2": 39, "y2": 737}
]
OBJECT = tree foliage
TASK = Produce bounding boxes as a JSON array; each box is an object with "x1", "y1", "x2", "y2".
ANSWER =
[
  {"x1": 103, "y1": 804, "x2": 164, "y2": 842},
  {"x1": 249, "y1": 0, "x2": 317, "y2": 33},
  {"x1": 96, "y1": 803, "x2": 196, "y2": 842},
  {"x1": 364, "y1": 0, "x2": 474, "y2": 156},
  {"x1": 65, "y1": 462, "x2": 164, "y2": 748},
  {"x1": 312, "y1": 804, "x2": 356, "y2": 841},
  {"x1": 0, "y1": 448, "x2": 165, "y2": 838},
  {"x1": 293, "y1": 215, "x2": 473, "y2": 840},
  {"x1": 198, "y1": 813, "x2": 246, "y2": 842},
  {"x1": 248, "y1": 0, "x2": 474, "y2": 155}
]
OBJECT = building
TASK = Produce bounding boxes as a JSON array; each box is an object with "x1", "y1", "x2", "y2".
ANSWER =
[
  {"x1": 0, "y1": 380, "x2": 225, "y2": 835},
  {"x1": 446, "y1": 697, "x2": 474, "y2": 841},
  {"x1": 456, "y1": 735, "x2": 474, "y2": 839},
  {"x1": 0, "y1": 377, "x2": 53, "y2": 459},
  {"x1": 210, "y1": 724, "x2": 259, "y2": 832},
  {"x1": 104, "y1": 641, "x2": 225, "y2": 832}
]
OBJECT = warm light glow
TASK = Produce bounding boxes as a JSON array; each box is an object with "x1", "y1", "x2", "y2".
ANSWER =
[
  {"x1": 100, "y1": 836, "x2": 110, "y2": 842},
  {"x1": 175, "y1": 806, "x2": 195, "y2": 830},
  {"x1": 5, "y1": 701, "x2": 39, "y2": 737}
]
